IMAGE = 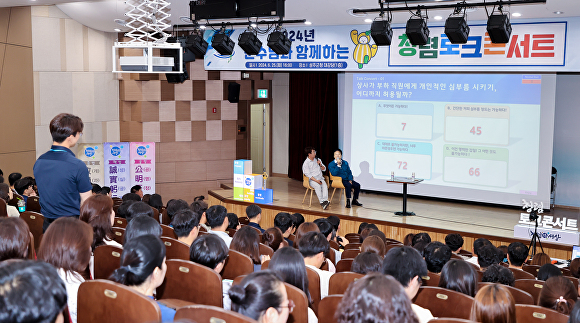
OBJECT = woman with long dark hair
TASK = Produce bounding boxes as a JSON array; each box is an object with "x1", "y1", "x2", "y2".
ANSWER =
[
  {"x1": 231, "y1": 225, "x2": 269, "y2": 271},
  {"x1": 80, "y1": 194, "x2": 121, "y2": 250},
  {"x1": 438, "y1": 259, "x2": 478, "y2": 297}
]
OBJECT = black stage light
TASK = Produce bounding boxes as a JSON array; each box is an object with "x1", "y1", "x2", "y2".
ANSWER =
[
  {"x1": 186, "y1": 32, "x2": 208, "y2": 57},
  {"x1": 487, "y1": 13, "x2": 512, "y2": 44},
  {"x1": 445, "y1": 16, "x2": 470, "y2": 44},
  {"x1": 267, "y1": 29, "x2": 292, "y2": 55},
  {"x1": 238, "y1": 29, "x2": 263, "y2": 55},
  {"x1": 212, "y1": 32, "x2": 235, "y2": 55},
  {"x1": 371, "y1": 20, "x2": 393, "y2": 46},
  {"x1": 406, "y1": 17, "x2": 429, "y2": 46}
]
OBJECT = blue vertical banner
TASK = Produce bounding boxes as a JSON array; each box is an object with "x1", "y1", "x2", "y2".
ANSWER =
[
  {"x1": 130, "y1": 142, "x2": 156, "y2": 195},
  {"x1": 104, "y1": 142, "x2": 131, "y2": 198}
]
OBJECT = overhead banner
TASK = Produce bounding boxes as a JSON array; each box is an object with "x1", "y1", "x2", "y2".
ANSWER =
[
  {"x1": 76, "y1": 143, "x2": 104, "y2": 186},
  {"x1": 204, "y1": 20, "x2": 574, "y2": 71},
  {"x1": 129, "y1": 142, "x2": 155, "y2": 195},
  {"x1": 104, "y1": 142, "x2": 131, "y2": 198}
]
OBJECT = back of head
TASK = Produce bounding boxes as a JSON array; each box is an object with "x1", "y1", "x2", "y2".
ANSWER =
[
  {"x1": 0, "y1": 217, "x2": 31, "y2": 261},
  {"x1": 359, "y1": 227, "x2": 371, "y2": 243},
  {"x1": 507, "y1": 242, "x2": 528, "y2": 267},
  {"x1": 228, "y1": 270, "x2": 284, "y2": 321},
  {"x1": 291, "y1": 213, "x2": 304, "y2": 229},
  {"x1": 226, "y1": 213, "x2": 239, "y2": 230},
  {"x1": 473, "y1": 238, "x2": 491, "y2": 257},
  {"x1": 231, "y1": 226, "x2": 261, "y2": 264},
  {"x1": 445, "y1": 233, "x2": 464, "y2": 252},
  {"x1": 531, "y1": 253, "x2": 552, "y2": 266},
  {"x1": 126, "y1": 201, "x2": 154, "y2": 222},
  {"x1": 368, "y1": 229, "x2": 386, "y2": 243},
  {"x1": 148, "y1": 194, "x2": 163, "y2": 211},
  {"x1": 262, "y1": 227, "x2": 285, "y2": 251},
  {"x1": 403, "y1": 233, "x2": 415, "y2": 246},
  {"x1": 326, "y1": 215, "x2": 340, "y2": 231},
  {"x1": 537, "y1": 263, "x2": 562, "y2": 281},
  {"x1": 8, "y1": 173, "x2": 22, "y2": 187},
  {"x1": 361, "y1": 235, "x2": 386, "y2": 257},
  {"x1": 189, "y1": 234, "x2": 229, "y2": 270},
  {"x1": 298, "y1": 231, "x2": 329, "y2": 258},
  {"x1": 336, "y1": 273, "x2": 419, "y2": 323},
  {"x1": 246, "y1": 204, "x2": 262, "y2": 220},
  {"x1": 539, "y1": 275, "x2": 578, "y2": 315},
  {"x1": 477, "y1": 245, "x2": 500, "y2": 268},
  {"x1": 294, "y1": 222, "x2": 320, "y2": 249},
  {"x1": 269, "y1": 247, "x2": 311, "y2": 304},
  {"x1": 170, "y1": 209, "x2": 199, "y2": 238},
  {"x1": 412, "y1": 241, "x2": 429, "y2": 257},
  {"x1": 91, "y1": 183, "x2": 102, "y2": 194},
  {"x1": 130, "y1": 185, "x2": 142, "y2": 194},
  {"x1": 351, "y1": 252, "x2": 383, "y2": 275},
  {"x1": 122, "y1": 192, "x2": 141, "y2": 202},
  {"x1": 481, "y1": 264, "x2": 515, "y2": 287},
  {"x1": 411, "y1": 232, "x2": 431, "y2": 246},
  {"x1": 110, "y1": 234, "x2": 166, "y2": 286},
  {"x1": 142, "y1": 194, "x2": 150, "y2": 204},
  {"x1": 79, "y1": 194, "x2": 114, "y2": 250},
  {"x1": 358, "y1": 222, "x2": 368, "y2": 234},
  {"x1": 166, "y1": 199, "x2": 190, "y2": 220},
  {"x1": 470, "y1": 284, "x2": 516, "y2": 323},
  {"x1": 206, "y1": 205, "x2": 228, "y2": 229},
  {"x1": 14, "y1": 177, "x2": 33, "y2": 195},
  {"x1": 99, "y1": 186, "x2": 111, "y2": 196},
  {"x1": 424, "y1": 242, "x2": 452, "y2": 273},
  {"x1": 191, "y1": 198, "x2": 209, "y2": 218},
  {"x1": 439, "y1": 259, "x2": 478, "y2": 297},
  {"x1": 570, "y1": 258, "x2": 580, "y2": 279},
  {"x1": 123, "y1": 215, "x2": 162, "y2": 244},
  {"x1": 38, "y1": 217, "x2": 93, "y2": 274},
  {"x1": 0, "y1": 183, "x2": 9, "y2": 202},
  {"x1": 116, "y1": 200, "x2": 135, "y2": 219},
  {"x1": 274, "y1": 212, "x2": 293, "y2": 234},
  {"x1": 0, "y1": 260, "x2": 68, "y2": 323},
  {"x1": 313, "y1": 218, "x2": 334, "y2": 239},
  {"x1": 49, "y1": 113, "x2": 83, "y2": 143},
  {"x1": 382, "y1": 246, "x2": 427, "y2": 287}
]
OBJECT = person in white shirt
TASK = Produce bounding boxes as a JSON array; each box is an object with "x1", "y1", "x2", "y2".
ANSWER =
[
  {"x1": 206, "y1": 205, "x2": 233, "y2": 248},
  {"x1": 302, "y1": 147, "x2": 329, "y2": 210},
  {"x1": 382, "y1": 245, "x2": 434, "y2": 323},
  {"x1": 299, "y1": 231, "x2": 334, "y2": 299}
]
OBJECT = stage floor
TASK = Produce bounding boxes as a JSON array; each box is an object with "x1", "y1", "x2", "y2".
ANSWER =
[{"x1": 216, "y1": 177, "x2": 580, "y2": 240}]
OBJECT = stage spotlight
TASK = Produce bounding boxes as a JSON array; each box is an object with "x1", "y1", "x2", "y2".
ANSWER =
[
  {"x1": 238, "y1": 28, "x2": 262, "y2": 55},
  {"x1": 212, "y1": 30, "x2": 235, "y2": 56},
  {"x1": 186, "y1": 31, "x2": 208, "y2": 57},
  {"x1": 445, "y1": 16, "x2": 470, "y2": 44},
  {"x1": 406, "y1": 17, "x2": 429, "y2": 46},
  {"x1": 371, "y1": 19, "x2": 393, "y2": 46},
  {"x1": 487, "y1": 13, "x2": 512, "y2": 43},
  {"x1": 267, "y1": 28, "x2": 292, "y2": 55}
]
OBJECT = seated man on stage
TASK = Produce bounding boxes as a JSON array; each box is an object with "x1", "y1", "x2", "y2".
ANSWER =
[
  {"x1": 302, "y1": 146, "x2": 329, "y2": 210},
  {"x1": 328, "y1": 149, "x2": 362, "y2": 208}
]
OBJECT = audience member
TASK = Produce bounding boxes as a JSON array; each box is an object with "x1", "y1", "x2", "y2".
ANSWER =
[
  {"x1": 91, "y1": 183, "x2": 102, "y2": 195},
  {"x1": 570, "y1": 258, "x2": 580, "y2": 279},
  {"x1": 130, "y1": 185, "x2": 144, "y2": 198},
  {"x1": 0, "y1": 217, "x2": 31, "y2": 261},
  {"x1": 470, "y1": 284, "x2": 516, "y2": 323},
  {"x1": 411, "y1": 232, "x2": 431, "y2": 246},
  {"x1": 368, "y1": 229, "x2": 387, "y2": 244},
  {"x1": 438, "y1": 259, "x2": 478, "y2": 297},
  {"x1": 79, "y1": 194, "x2": 122, "y2": 250},
  {"x1": 123, "y1": 215, "x2": 162, "y2": 245},
  {"x1": 246, "y1": 204, "x2": 265, "y2": 233},
  {"x1": 293, "y1": 222, "x2": 320, "y2": 249},
  {"x1": 99, "y1": 186, "x2": 111, "y2": 196},
  {"x1": 424, "y1": 242, "x2": 452, "y2": 273},
  {"x1": 299, "y1": 231, "x2": 333, "y2": 298},
  {"x1": 467, "y1": 238, "x2": 491, "y2": 268},
  {"x1": 336, "y1": 273, "x2": 419, "y2": 323},
  {"x1": 274, "y1": 212, "x2": 295, "y2": 246},
  {"x1": 412, "y1": 241, "x2": 429, "y2": 257},
  {"x1": 191, "y1": 196, "x2": 209, "y2": 231},
  {"x1": 327, "y1": 215, "x2": 349, "y2": 246},
  {"x1": 403, "y1": 233, "x2": 415, "y2": 246},
  {"x1": 147, "y1": 193, "x2": 163, "y2": 212},
  {"x1": 262, "y1": 227, "x2": 287, "y2": 252},
  {"x1": 314, "y1": 218, "x2": 334, "y2": 241},
  {"x1": 0, "y1": 260, "x2": 68, "y2": 323},
  {"x1": 382, "y1": 246, "x2": 433, "y2": 323},
  {"x1": 109, "y1": 234, "x2": 174, "y2": 321},
  {"x1": 537, "y1": 263, "x2": 562, "y2": 281},
  {"x1": 38, "y1": 217, "x2": 93, "y2": 323},
  {"x1": 8, "y1": 172, "x2": 21, "y2": 192},
  {"x1": 538, "y1": 275, "x2": 578, "y2": 315},
  {"x1": 170, "y1": 209, "x2": 200, "y2": 246},
  {"x1": 269, "y1": 247, "x2": 318, "y2": 323},
  {"x1": 189, "y1": 234, "x2": 231, "y2": 309},
  {"x1": 227, "y1": 213, "x2": 241, "y2": 230},
  {"x1": 569, "y1": 301, "x2": 580, "y2": 323},
  {"x1": 142, "y1": 194, "x2": 151, "y2": 204},
  {"x1": 166, "y1": 199, "x2": 189, "y2": 221},
  {"x1": 359, "y1": 227, "x2": 371, "y2": 243},
  {"x1": 445, "y1": 233, "x2": 464, "y2": 255},
  {"x1": 0, "y1": 183, "x2": 19, "y2": 217},
  {"x1": 478, "y1": 244, "x2": 501, "y2": 270},
  {"x1": 229, "y1": 271, "x2": 291, "y2": 323},
  {"x1": 351, "y1": 252, "x2": 383, "y2": 274},
  {"x1": 291, "y1": 213, "x2": 304, "y2": 233},
  {"x1": 507, "y1": 242, "x2": 528, "y2": 269},
  {"x1": 357, "y1": 222, "x2": 369, "y2": 234},
  {"x1": 206, "y1": 205, "x2": 232, "y2": 247},
  {"x1": 497, "y1": 245, "x2": 508, "y2": 263},
  {"x1": 14, "y1": 177, "x2": 36, "y2": 203},
  {"x1": 122, "y1": 192, "x2": 141, "y2": 202},
  {"x1": 482, "y1": 264, "x2": 515, "y2": 286},
  {"x1": 126, "y1": 201, "x2": 154, "y2": 222},
  {"x1": 531, "y1": 252, "x2": 552, "y2": 266},
  {"x1": 116, "y1": 200, "x2": 135, "y2": 219},
  {"x1": 232, "y1": 226, "x2": 269, "y2": 271},
  {"x1": 361, "y1": 235, "x2": 386, "y2": 257}
]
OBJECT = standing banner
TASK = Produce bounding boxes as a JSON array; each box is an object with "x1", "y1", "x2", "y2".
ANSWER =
[
  {"x1": 104, "y1": 142, "x2": 131, "y2": 198},
  {"x1": 130, "y1": 142, "x2": 156, "y2": 195},
  {"x1": 76, "y1": 143, "x2": 104, "y2": 186}
]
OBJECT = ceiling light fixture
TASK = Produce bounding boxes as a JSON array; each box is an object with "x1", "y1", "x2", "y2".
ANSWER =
[
  {"x1": 211, "y1": 26, "x2": 235, "y2": 55},
  {"x1": 444, "y1": 3, "x2": 470, "y2": 44},
  {"x1": 370, "y1": 1, "x2": 393, "y2": 46},
  {"x1": 434, "y1": 16, "x2": 443, "y2": 20},
  {"x1": 553, "y1": 11, "x2": 564, "y2": 15},
  {"x1": 487, "y1": 5, "x2": 512, "y2": 44},
  {"x1": 238, "y1": 26, "x2": 262, "y2": 55},
  {"x1": 267, "y1": 25, "x2": 292, "y2": 55},
  {"x1": 186, "y1": 28, "x2": 208, "y2": 57},
  {"x1": 304, "y1": 21, "x2": 312, "y2": 25},
  {"x1": 512, "y1": 12, "x2": 522, "y2": 17},
  {"x1": 406, "y1": 7, "x2": 429, "y2": 46}
]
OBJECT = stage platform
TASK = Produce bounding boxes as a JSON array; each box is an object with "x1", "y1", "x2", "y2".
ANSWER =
[{"x1": 208, "y1": 177, "x2": 579, "y2": 259}]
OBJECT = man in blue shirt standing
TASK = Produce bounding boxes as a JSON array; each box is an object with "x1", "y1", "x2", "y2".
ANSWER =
[
  {"x1": 328, "y1": 149, "x2": 362, "y2": 208},
  {"x1": 33, "y1": 113, "x2": 93, "y2": 232}
]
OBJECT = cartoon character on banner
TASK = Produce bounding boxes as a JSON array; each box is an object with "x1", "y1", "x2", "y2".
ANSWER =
[{"x1": 350, "y1": 30, "x2": 378, "y2": 69}]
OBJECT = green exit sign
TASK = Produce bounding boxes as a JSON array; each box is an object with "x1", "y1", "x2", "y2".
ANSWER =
[{"x1": 257, "y1": 89, "x2": 268, "y2": 98}]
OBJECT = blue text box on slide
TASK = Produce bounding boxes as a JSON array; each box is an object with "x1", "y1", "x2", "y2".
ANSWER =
[
  {"x1": 376, "y1": 102, "x2": 434, "y2": 140},
  {"x1": 374, "y1": 140, "x2": 432, "y2": 180}
]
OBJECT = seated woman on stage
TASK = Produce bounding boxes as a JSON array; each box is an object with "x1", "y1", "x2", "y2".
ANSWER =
[{"x1": 328, "y1": 149, "x2": 362, "y2": 208}]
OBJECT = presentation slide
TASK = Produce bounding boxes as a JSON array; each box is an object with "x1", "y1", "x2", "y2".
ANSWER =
[{"x1": 340, "y1": 73, "x2": 556, "y2": 207}]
